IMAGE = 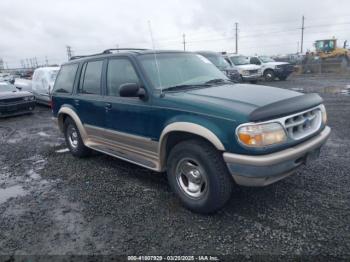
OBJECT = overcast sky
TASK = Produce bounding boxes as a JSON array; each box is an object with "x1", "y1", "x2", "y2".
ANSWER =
[{"x1": 1, "y1": 0, "x2": 350, "y2": 68}]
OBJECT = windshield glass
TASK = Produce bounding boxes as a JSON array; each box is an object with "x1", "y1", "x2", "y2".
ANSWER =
[
  {"x1": 259, "y1": 56, "x2": 276, "y2": 63},
  {"x1": 139, "y1": 53, "x2": 227, "y2": 89},
  {"x1": 0, "y1": 82, "x2": 16, "y2": 92},
  {"x1": 199, "y1": 53, "x2": 231, "y2": 69},
  {"x1": 49, "y1": 70, "x2": 59, "y2": 82},
  {"x1": 229, "y1": 56, "x2": 249, "y2": 65}
]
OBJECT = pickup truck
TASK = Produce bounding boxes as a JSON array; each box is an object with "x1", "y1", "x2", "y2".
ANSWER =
[
  {"x1": 249, "y1": 56, "x2": 295, "y2": 81},
  {"x1": 52, "y1": 49, "x2": 330, "y2": 213}
]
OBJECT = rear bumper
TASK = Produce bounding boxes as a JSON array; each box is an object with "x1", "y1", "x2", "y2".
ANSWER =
[
  {"x1": 223, "y1": 126, "x2": 331, "y2": 186},
  {"x1": 0, "y1": 101, "x2": 36, "y2": 118}
]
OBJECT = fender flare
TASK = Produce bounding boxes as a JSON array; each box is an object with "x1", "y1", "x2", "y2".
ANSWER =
[
  {"x1": 57, "y1": 106, "x2": 88, "y2": 142},
  {"x1": 158, "y1": 122, "x2": 225, "y2": 169}
]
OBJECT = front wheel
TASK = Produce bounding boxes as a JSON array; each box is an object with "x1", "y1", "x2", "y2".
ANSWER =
[
  {"x1": 166, "y1": 139, "x2": 233, "y2": 214},
  {"x1": 264, "y1": 69, "x2": 275, "y2": 81}
]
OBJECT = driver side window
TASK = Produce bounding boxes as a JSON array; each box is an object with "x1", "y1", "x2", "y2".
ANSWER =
[
  {"x1": 107, "y1": 58, "x2": 140, "y2": 97},
  {"x1": 250, "y1": 57, "x2": 261, "y2": 65}
]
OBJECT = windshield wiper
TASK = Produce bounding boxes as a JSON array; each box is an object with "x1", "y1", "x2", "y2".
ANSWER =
[
  {"x1": 162, "y1": 83, "x2": 211, "y2": 92},
  {"x1": 204, "y1": 78, "x2": 231, "y2": 84}
]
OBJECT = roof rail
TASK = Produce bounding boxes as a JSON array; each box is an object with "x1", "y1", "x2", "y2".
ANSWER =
[
  {"x1": 102, "y1": 48, "x2": 148, "y2": 54},
  {"x1": 70, "y1": 55, "x2": 87, "y2": 60}
]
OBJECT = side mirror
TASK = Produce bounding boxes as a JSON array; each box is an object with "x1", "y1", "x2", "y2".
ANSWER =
[{"x1": 119, "y1": 83, "x2": 145, "y2": 98}]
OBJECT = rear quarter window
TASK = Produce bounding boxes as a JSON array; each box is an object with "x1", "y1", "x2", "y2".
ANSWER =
[{"x1": 53, "y1": 64, "x2": 78, "y2": 94}]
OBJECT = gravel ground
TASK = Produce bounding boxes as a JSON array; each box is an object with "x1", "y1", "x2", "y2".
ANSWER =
[{"x1": 0, "y1": 74, "x2": 349, "y2": 260}]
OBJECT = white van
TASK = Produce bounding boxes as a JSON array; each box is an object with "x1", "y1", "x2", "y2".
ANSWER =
[{"x1": 32, "y1": 67, "x2": 60, "y2": 105}]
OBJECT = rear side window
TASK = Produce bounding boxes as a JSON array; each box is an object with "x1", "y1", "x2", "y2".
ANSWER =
[
  {"x1": 79, "y1": 60, "x2": 103, "y2": 95},
  {"x1": 53, "y1": 64, "x2": 78, "y2": 93}
]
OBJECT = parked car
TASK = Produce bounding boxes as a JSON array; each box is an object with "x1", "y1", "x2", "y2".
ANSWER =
[
  {"x1": 0, "y1": 81, "x2": 35, "y2": 117},
  {"x1": 224, "y1": 54, "x2": 262, "y2": 83},
  {"x1": 14, "y1": 78, "x2": 32, "y2": 92},
  {"x1": 32, "y1": 67, "x2": 60, "y2": 105},
  {"x1": 249, "y1": 56, "x2": 295, "y2": 81},
  {"x1": 0, "y1": 73, "x2": 14, "y2": 84},
  {"x1": 196, "y1": 51, "x2": 240, "y2": 82},
  {"x1": 52, "y1": 49, "x2": 330, "y2": 214}
]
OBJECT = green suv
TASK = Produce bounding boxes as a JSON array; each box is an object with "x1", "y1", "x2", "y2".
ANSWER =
[{"x1": 52, "y1": 49, "x2": 331, "y2": 213}]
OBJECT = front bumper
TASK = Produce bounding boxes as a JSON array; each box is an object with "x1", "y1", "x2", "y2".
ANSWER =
[
  {"x1": 0, "y1": 101, "x2": 36, "y2": 118},
  {"x1": 223, "y1": 126, "x2": 331, "y2": 187},
  {"x1": 242, "y1": 74, "x2": 261, "y2": 81}
]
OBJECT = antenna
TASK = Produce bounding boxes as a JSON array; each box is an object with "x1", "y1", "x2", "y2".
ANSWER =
[{"x1": 147, "y1": 20, "x2": 162, "y2": 95}]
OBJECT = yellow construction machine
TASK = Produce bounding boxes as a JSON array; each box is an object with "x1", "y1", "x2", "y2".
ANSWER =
[{"x1": 303, "y1": 38, "x2": 350, "y2": 73}]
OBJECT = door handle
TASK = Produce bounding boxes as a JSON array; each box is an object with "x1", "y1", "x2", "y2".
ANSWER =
[
  {"x1": 105, "y1": 103, "x2": 112, "y2": 110},
  {"x1": 74, "y1": 99, "x2": 80, "y2": 106}
]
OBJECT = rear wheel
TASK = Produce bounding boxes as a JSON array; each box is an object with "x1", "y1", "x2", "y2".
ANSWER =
[
  {"x1": 264, "y1": 69, "x2": 275, "y2": 81},
  {"x1": 64, "y1": 117, "x2": 91, "y2": 157},
  {"x1": 166, "y1": 139, "x2": 233, "y2": 214}
]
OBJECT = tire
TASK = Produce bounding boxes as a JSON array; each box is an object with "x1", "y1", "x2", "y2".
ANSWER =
[
  {"x1": 249, "y1": 80, "x2": 258, "y2": 84},
  {"x1": 264, "y1": 69, "x2": 275, "y2": 81},
  {"x1": 166, "y1": 139, "x2": 233, "y2": 214},
  {"x1": 279, "y1": 76, "x2": 288, "y2": 81},
  {"x1": 64, "y1": 117, "x2": 91, "y2": 157}
]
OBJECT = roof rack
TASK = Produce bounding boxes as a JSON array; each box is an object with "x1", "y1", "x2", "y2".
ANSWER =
[
  {"x1": 70, "y1": 55, "x2": 87, "y2": 60},
  {"x1": 69, "y1": 48, "x2": 148, "y2": 61},
  {"x1": 102, "y1": 48, "x2": 148, "y2": 54}
]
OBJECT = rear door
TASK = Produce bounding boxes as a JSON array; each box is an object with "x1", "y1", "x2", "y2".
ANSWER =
[{"x1": 75, "y1": 59, "x2": 106, "y2": 129}]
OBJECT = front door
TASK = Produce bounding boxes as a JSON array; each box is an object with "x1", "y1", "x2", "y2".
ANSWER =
[{"x1": 104, "y1": 57, "x2": 155, "y2": 139}]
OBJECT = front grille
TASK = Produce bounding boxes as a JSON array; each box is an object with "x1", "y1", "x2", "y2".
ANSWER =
[
  {"x1": 284, "y1": 107, "x2": 322, "y2": 140},
  {"x1": 0, "y1": 97, "x2": 24, "y2": 104}
]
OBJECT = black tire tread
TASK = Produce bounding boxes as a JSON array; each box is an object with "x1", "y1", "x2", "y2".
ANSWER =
[
  {"x1": 64, "y1": 117, "x2": 91, "y2": 158},
  {"x1": 167, "y1": 138, "x2": 233, "y2": 213}
]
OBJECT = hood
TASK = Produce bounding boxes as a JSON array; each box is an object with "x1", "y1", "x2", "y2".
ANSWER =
[
  {"x1": 235, "y1": 64, "x2": 261, "y2": 70},
  {"x1": 161, "y1": 84, "x2": 303, "y2": 123},
  {"x1": 0, "y1": 90, "x2": 33, "y2": 100}
]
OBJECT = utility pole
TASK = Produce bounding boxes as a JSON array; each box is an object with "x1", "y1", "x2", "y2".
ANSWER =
[
  {"x1": 235, "y1": 22, "x2": 239, "y2": 54},
  {"x1": 116, "y1": 44, "x2": 119, "y2": 52},
  {"x1": 45, "y1": 56, "x2": 49, "y2": 66},
  {"x1": 297, "y1": 41, "x2": 299, "y2": 54},
  {"x1": 66, "y1": 45, "x2": 72, "y2": 60},
  {"x1": 182, "y1": 33, "x2": 186, "y2": 51},
  {"x1": 300, "y1": 15, "x2": 305, "y2": 54}
]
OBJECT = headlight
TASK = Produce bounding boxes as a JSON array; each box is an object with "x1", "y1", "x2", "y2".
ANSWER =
[
  {"x1": 236, "y1": 122, "x2": 287, "y2": 147},
  {"x1": 24, "y1": 96, "x2": 35, "y2": 101},
  {"x1": 320, "y1": 104, "x2": 327, "y2": 124}
]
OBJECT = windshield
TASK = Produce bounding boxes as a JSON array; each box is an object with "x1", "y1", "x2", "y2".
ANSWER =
[
  {"x1": 229, "y1": 56, "x2": 250, "y2": 65},
  {"x1": 139, "y1": 53, "x2": 228, "y2": 90},
  {"x1": 199, "y1": 53, "x2": 231, "y2": 70},
  {"x1": 259, "y1": 56, "x2": 276, "y2": 63},
  {"x1": 0, "y1": 82, "x2": 16, "y2": 92},
  {"x1": 49, "y1": 70, "x2": 59, "y2": 82}
]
